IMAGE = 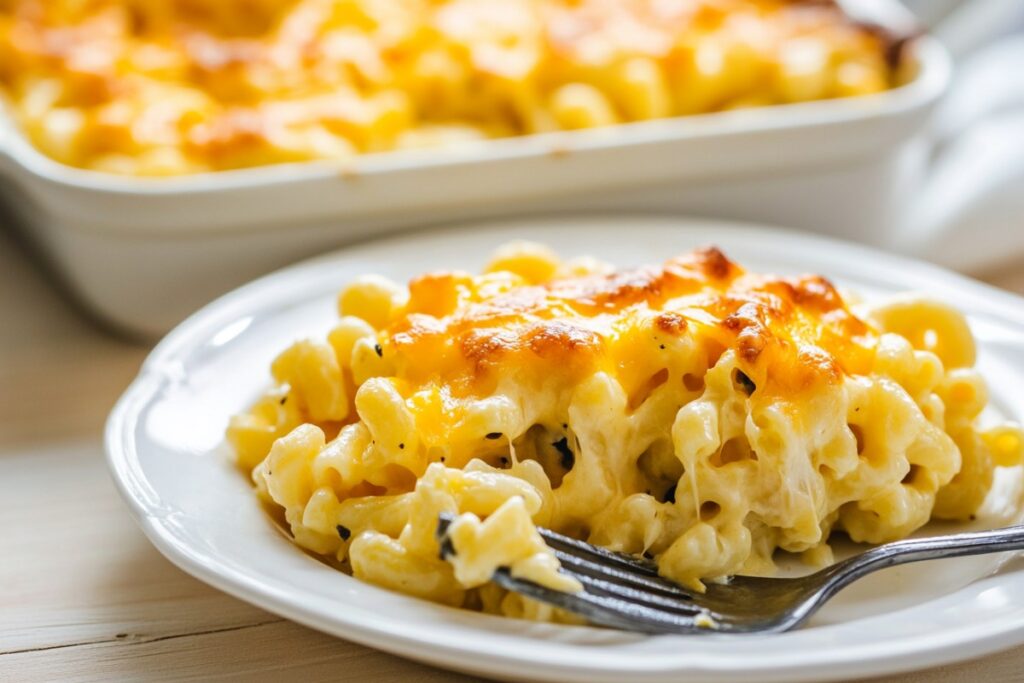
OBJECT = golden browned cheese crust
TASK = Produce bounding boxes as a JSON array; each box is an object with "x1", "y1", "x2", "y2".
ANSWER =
[{"x1": 387, "y1": 247, "x2": 876, "y2": 398}]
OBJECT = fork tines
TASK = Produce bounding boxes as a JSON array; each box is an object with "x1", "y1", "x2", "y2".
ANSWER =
[{"x1": 436, "y1": 513, "x2": 721, "y2": 634}]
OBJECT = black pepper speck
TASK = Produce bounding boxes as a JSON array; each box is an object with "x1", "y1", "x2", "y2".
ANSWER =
[
  {"x1": 735, "y1": 370, "x2": 756, "y2": 395},
  {"x1": 438, "y1": 536, "x2": 457, "y2": 560},
  {"x1": 552, "y1": 438, "x2": 574, "y2": 470}
]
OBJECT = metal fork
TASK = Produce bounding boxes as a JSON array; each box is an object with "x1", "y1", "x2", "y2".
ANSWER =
[{"x1": 436, "y1": 514, "x2": 1024, "y2": 634}]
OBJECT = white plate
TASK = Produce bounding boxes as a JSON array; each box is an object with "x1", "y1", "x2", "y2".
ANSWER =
[{"x1": 106, "y1": 217, "x2": 1024, "y2": 683}]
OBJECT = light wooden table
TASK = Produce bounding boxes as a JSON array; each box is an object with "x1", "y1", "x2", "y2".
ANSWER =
[{"x1": 3, "y1": 225, "x2": 1023, "y2": 683}]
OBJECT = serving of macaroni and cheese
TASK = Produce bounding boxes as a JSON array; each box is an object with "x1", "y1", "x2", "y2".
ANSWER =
[
  {"x1": 228, "y1": 242, "x2": 1024, "y2": 622},
  {"x1": 1, "y1": 0, "x2": 902, "y2": 175}
]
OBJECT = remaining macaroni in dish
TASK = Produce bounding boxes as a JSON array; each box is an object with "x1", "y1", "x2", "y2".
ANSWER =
[
  {"x1": 228, "y1": 242, "x2": 1023, "y2": 621},
  {"x1": 1, "y1": 0, "x2": 904, "y2": 175}
]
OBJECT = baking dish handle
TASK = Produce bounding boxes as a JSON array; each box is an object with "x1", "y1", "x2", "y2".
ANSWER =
[{"x1": 895, "y1": 35, "x2": 1024, "y2": 272}]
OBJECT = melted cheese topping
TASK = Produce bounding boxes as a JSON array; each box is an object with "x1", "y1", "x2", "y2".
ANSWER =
[
  {"x1": 1, "y1": 0, "x2": 899, "y2": 175},
  {"x1": 391, "y1": 247, "x2": 875, "y2": 397},
  {"x1": 228, "y1": 243, "x2": 1024, "y2": 618}
]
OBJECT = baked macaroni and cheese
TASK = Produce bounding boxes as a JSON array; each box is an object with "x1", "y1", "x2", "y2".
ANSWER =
[
  {"x1": 1, "y1": 0, "x2": 904, "y2": 175},
  {"x1": 228, "y1": 243, "x2": 1023, "y2": 622}
]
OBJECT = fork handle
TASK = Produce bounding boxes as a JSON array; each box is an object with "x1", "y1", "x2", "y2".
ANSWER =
[{"x1": 827, "y1": 525, "x2": 1024, "y2": 591}]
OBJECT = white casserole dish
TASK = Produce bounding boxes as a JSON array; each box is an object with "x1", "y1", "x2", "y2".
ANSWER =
[{"x1": 0, "y1": 17, "x2": 1018, "y2": 338}]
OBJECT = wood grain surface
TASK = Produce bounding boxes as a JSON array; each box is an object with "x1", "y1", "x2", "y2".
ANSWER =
[{"x1": 2, "y1": 224, "x2": 1023, "y2": 683}]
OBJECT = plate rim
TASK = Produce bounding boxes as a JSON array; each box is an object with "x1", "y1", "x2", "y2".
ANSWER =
[{"x1": 106, "y1": 215, "x2": 1024, "y2": 682}]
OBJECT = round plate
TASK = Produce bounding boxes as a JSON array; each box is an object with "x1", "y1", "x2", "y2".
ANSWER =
[{"x1": 106, "y1": 217, "x2": 1024, "y2": 682}]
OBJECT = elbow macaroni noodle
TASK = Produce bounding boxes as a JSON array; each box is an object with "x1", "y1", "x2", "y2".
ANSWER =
[
  {"x1": 229, "y1": 242, "x2": 1024, "y2": 619},
  {"x1": 2, "y1": 0, "x2": 900, "y2": 175}
]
